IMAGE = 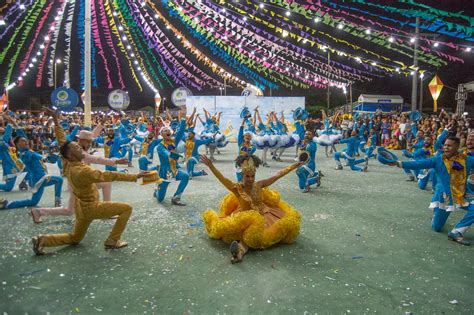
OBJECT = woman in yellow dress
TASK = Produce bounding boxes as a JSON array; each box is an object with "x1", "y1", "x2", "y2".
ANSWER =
[{"x1": 199, "y1": 154, "x2": 303, "y2": 263}]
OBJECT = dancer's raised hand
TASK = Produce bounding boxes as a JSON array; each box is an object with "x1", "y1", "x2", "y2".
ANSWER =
[{"x1": 199, "y1": 154, "x2": 213, "y2": 167}]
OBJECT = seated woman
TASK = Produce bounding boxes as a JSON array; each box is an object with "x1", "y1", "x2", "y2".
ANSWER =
[
  {"x1": 199, "y1": 154, "x2": 303, "y2": 264},
  {"x1": 386, "y1": 135, "x2": 401, "y2": 150}
]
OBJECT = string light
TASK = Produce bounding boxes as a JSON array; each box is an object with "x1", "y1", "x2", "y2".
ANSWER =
[
  {"x1": 466, "y1": 47, "x2": 472, "y2": 52},
  {"x1": 388, "y1": 37, "x2": 395, "y2": 43},
  {"x1": 337, "y1": 23, "x2": 344, "y2": 29},
  {"x1": 259, "y1": 3, "x2": 264, "y2": 9},
  {"x1": 410, "y1": 37, "x2": 416, "y2": 43},
  {"x1": 314, "y1": 17, "x2": 320, "y2": 23},
  {"x1": 5, "y1": 83, "x2": 16, "y2": 91},
  {"x1": 365, "y1": 29, "x2": 371, "y2": 34},
  {"x1": 285, "y1": 11, "x2": 291, "y2": 17},
  {"x1": 433, "y1": 42, "x2": 439, "y2": 47}
]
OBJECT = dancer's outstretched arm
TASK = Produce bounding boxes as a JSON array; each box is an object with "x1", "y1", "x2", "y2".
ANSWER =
[
  {"x1": 187, "y1": 107, "x2": 196, "y2": 126},
  {"x1": 200, "y1": 155, "x2": 236, "y2": 192},
  {"x1": 197, "y1": 115, "x2": 205, "y2": 126},
  {"x1": 259, "y1": 161, "x2": 303, "y2": 188}
]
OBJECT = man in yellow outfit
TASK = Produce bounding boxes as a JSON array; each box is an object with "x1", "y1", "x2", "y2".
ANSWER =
[{"x1": 32, "y1": 109, "x2": 145, "y2": 255}]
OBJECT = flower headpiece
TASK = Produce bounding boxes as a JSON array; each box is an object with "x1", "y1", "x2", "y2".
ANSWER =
[{"x1": 241, "y1": 158, "x2": 256, "y2": 173}]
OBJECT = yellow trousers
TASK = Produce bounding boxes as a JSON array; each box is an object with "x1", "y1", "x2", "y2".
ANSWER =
[{"x1": 41, "y1": 201, "x2": 132, "y2": 247}]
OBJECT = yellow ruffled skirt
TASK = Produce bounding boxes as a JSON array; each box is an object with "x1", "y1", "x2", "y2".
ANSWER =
[{"x1": 202, "y1": 188, "x2": 301, "y2": 249}]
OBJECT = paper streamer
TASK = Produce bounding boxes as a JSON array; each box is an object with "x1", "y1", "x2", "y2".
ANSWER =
[
  {"x1": 148, "y1": 1, "x2": 245, "y2": 89},
  {"x1": 115, "y1": 0, "x2": 171, "y2": 88},
  {"x1": 2, "y1": 0, "x2": 46, "y2": 86},
  {"x1": 176, "y1": 2, "x2": 348, "y2": 88},
  {"x1": 105, "y1": 0, "x2": 142, "y2": 91},
  {"x1": 137, "y1": 4, "x2": 222, "y2": 88},
  {"x1": 195, "y1": 1, "x2": 373, "y2": 84},
  {"x1": 16, "y1": 0, "x2": 54, "y2": 87},
  {"x1": 46, "y1": 0, "x2": 67, "y2": 87},
  {"x1": 98, "y1": 0, "x2": 125, "y2": 89},
  {"x1": 63, "y1": 0, "x2": 76, "y2": 87},
  {"x1": 0, "y1": 0, "x2": 33, "y2": 42},
  {"x1": 91, "y1": 0, "x2": 113, "y2": 88},
  {"x1": 127, "y1": 0, "x2": 197, "y2": 89},
  {"x1": 131, "y1": 0, "x2": 221, "y2": 90},
  {"x1": 166, "y1": 2, "x2": 280, "y2": 91}
]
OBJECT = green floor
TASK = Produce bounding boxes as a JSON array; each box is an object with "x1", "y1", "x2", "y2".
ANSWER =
[{"x1": 0, "y1": 143, "x2": 473, "y2": 314}]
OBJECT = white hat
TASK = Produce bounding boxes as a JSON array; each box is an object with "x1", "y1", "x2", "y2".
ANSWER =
[{"x1": 77, "y1": 130, "x2": 93, "y2": 141}]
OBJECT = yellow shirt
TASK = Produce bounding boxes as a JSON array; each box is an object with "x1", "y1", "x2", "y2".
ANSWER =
[
  {"x1": 65, "y1": 161, "x2": 137, "y2": 206},
  {"x1": 185, "y1": 139, "x2": 194, "y2": 159}
]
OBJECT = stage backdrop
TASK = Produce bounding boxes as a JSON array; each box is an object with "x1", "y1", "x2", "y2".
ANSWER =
[{"x1": 186, "y1": 96, "x2": 305, "y2": 142}]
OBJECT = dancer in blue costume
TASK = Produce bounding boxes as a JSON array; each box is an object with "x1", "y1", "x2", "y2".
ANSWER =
[
  {"x1": 271, "y1": 112, "x2": 298, "y2": 162},
  {"x1": 0, "y1": 117, "x2": 63, "y2": 209},
  {"x1": 334, "y1": 129, "x2": 368, "y2": 172},
  {"x1": 416, "y1": 129, "x2": 448, "y2": 190},
  {"x1": 236, "y1": 113, "x2": 257, "y2": 182},
  {"x1": 314, "y1": 110, "x2": 342, "y2": 157},
  {"x1": 95, "y1": 127, "x2": 132, "y2": 172},
  {"x1": 360, "y1": 129, "x2": 378, "y2": 159},
  {"x1": 390, "y1": 136, "x2": 474, "y2": 245},
  {"x1": 198, "y1": 109, "x2": 227, "y2": 161},
  {"x1": 252, "y1": 107, "x2": 279, "y2": 167},
  {"x1": 118, "y1": 120, "x2": 135, "y2": 167},
  {"x1": 155, "y1": 112, "x2": 189, "y2": 206},
  {"x1": 402, "y1": 128, "x2": 425, "y2": 181},
  {"x1": 185, "y1": 129, "x2": 212, "y2": 178},
  {"x1": 291, "y1": 107, "x2": 306, "y2": 159},
  {"x1": 137, "y1": 131, "x2": 161, "y2": 172},
  {"x1": 296, "y1": 130, "x2": 321, "y2": 193},
  {"x1": 0, "y1": 114, "x2": 24, "y2": 192}
]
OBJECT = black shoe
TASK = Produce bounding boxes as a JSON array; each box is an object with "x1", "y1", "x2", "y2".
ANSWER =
[
  {"x1": 201, "y1": 170, "x2": 208, "y2": 176},
  {"x1": 19, "y1": 181, "x2": 28, "y2": 191},
  {"x1": 448, "y1": 231, "x2": 471, "y2": 246},
  {"x1": 0, "y1": 199, "x2": 7, "y2": 210},
  {"x1": 32, "y1": 236, "x2": 45, "y2": 255},
  {"x1": 171, "y1": 197, "x2": 186, "y2": 206}
]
